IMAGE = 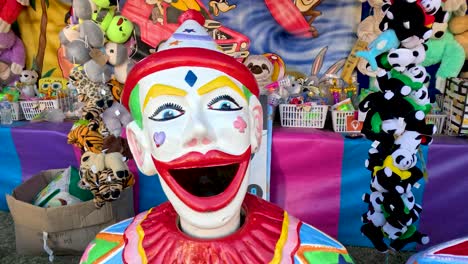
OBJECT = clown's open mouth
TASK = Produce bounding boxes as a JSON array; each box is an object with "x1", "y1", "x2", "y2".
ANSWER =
[
  {"x1": 169, "y1": 164, "x2": 239, "y2": 197},
  {"x1": 153, "y1": 148, "x2": 251, "y2": 212}
]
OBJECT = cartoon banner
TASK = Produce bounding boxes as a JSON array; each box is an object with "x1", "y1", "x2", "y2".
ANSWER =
[{"x1": 198, "y1": 0, "x2": 361, "y2": 75}]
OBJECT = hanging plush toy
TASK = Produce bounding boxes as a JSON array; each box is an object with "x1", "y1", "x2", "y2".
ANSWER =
[
  {"x1": 358, "y1": 0, "x2": 436, "y2": 252},
  {"x1": 0, "y1": 30, "x2": 25, "y2": 85}
]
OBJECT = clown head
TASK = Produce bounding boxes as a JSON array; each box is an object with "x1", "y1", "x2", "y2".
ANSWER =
[{"x1": 121, "y1": 11, "x2": 262, "y2": 238}]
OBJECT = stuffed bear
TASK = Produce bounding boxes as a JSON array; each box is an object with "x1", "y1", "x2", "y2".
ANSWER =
[
  {"x1": 15, "y1": 70, "x2": 38, "y2": 99},
  {"x1": 0, "y1": 30, "x2": 25, "y2": 85}
]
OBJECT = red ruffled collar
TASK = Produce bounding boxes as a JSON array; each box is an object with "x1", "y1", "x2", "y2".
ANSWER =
[{"x1": 124, "y1": 194, "x2": 285, "y2": 264}]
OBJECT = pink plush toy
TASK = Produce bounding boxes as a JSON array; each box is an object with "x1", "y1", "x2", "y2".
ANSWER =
[
  {"x1": 0, "y1": 30, "x2": 25, "y2": 85},
  {"x1": 0, "y1": 0, "x2": 28, "y2": 33}
]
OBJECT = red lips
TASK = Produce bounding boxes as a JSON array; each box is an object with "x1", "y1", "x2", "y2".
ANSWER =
[{"x1": 153, "y1": 148, "x2": 251, "y2": 212}]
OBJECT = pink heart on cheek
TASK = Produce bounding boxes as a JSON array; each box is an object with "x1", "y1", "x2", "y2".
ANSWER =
[
  {"x1": 233, "y1": 116, "x2": 247, "y2": 133},
  {"x1": 153, "y1": 131, "x2": 166, "y2": 148}
]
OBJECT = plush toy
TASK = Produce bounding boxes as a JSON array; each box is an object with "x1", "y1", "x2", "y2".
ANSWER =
[
  {"x1": 243, "y1": 55, "x2": 274, "y2": 94},
  {"x1": 103, "y1": 134, "x2": 133, "y2": 160},
  {"x1": 79, "y1": 146, "x2": 134, "y2": 204},
  {"x1": 105, "y1": 42, "x2": 134, "y2": 84},
  {"x1": 357, "y1": 4, "x2": 387, "y2": 76},
  {"x1": 422, "y1": 30, "x2": 465, "y2": 81},
  {"x1": 15, "y1": 70, "x2": 38, "y2": 99},
  {"x1": 72, "y1": 0, "x2": 96, "y2": 20},
  {"x1": 80, "y1": 150, "x2": 130, "y2": 184},
  {"x1": 37, "y1": 77, "x2": 68, "y2": 99},
  {"x1": 69, "y1": 66, "x2": 114, "y2": 108},
  {"x1": 449, "y1": 15, "x2": 468, "y2": 78},
  {"x1": 386, "y1": 43, "x2": 427, "y2": 72},
  {"x1": 420, "y1": 0, "x2": 450, "y2": 39},
  {"x1": 0, "y1": 30, "x2": 25, "y2": 85},
  {"x1": 357, "y1": 30, "x2": 400, "y2": 72},
  {"x1": 79, "y1": 20, "x2": 105, "y2": 48},
  {"x1": 0, "y1": 0, "x2": 28, "y2": 33},
  {"x1": 67, "y1": 123, "x2": 104, "y2": 153},
  {"x1": 64, "y1": 39, "x2": 92, "y2": 64},
  {"x1": 101, "y1": 102, "x2": 133, "y2": 137},
  {"x1": 379, "y1": 0, "x2": 433, "y2": 47},
  {"x1": 83, "y1": 59, "x2": 113, "y2": 83},
  {"x1": 108, "y1": 78, "x2": 123, "y2": 101}
]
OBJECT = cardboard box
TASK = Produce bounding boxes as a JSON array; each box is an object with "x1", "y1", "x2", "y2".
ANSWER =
[{"x1": 6, "y1": 169, "x2": 134, "y2": 256}]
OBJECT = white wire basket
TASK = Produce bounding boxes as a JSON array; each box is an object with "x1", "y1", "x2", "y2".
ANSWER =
[
  {"x1": 332, "y1": 110, "x2": 359, "y2": 133},
  {"x1": 425, "y1": 114, "x2": 446, "y2": 135},
  {"x1": 279, "y1": 104, "x2": 328, "y2": 128},
  {"x1": 20, "y1": 97, "x2": 72, "y2": 120},
  {"x1": 11, "y1": 102, "x2": 24, "y2": 121}
]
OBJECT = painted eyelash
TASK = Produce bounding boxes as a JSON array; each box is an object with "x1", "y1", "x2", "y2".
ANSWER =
[
  {"x1": 150, "y1": 102, "x2": 184, "y2": 119},
  {"x1": 207, "y1": 95, "x2": 240, "y2": 108}
]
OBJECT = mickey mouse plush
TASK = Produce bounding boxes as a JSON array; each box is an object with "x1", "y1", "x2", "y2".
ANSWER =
[{"x1": 380, "y1": 0, "x2": 433, "y2": 47}]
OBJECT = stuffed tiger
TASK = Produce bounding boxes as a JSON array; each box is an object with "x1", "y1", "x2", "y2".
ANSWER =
[
  {"x1": 108, "y1": 79, "x2": 123, "y2": 101},
  {"x1": 67, "y1": 124, "x2": 104, "y2": 153},
  {"x1": 78, "y1": 169, "x2": 106, "y2": 208},
  {"x1": 98, "y1": 168, "x2": 124, "y2": 202}
]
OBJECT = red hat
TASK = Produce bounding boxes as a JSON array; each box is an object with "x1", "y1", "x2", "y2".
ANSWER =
[{"x1": 121, "y1": 10, "x2": 258, "y2": 111}]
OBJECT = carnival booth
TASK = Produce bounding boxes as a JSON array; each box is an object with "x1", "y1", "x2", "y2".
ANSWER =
[{"x1": 1, "y1": 0, "x2": 468, "y2": 263}]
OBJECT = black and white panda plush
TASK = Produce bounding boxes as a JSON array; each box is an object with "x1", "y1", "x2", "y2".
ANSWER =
[
  {"x1": 395, "y1": 130, "x2": 433, "y2": 154},
  {"x1": 387, "y1": 44, "x2": 427, "y2": 72},
  {"x1": 376, "y1": 68, "x2": 412, "y2": 100},
  {"x1": 390, "y1": 230, "x2": 430, "y2": 251},
  {"x1": 404, "y1": 64, "x2": 430, "y2": 85}
]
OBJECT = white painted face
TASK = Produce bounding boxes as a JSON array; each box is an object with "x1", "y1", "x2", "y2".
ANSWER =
[{"x1": 126, "y1": 66, "x2": 263, "y2": 230}]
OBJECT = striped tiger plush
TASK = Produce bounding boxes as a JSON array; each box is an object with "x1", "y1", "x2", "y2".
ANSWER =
[
  {"x1": 78, "y1": 169, "x2": 106, "y2": 208},
  {"x1": 98, "y1": 168, "x2": 124, "y2": 202},
  {"x1": 68, "y1": 124, "x2": 103, "y2": 153},
  {"x1": 108, "y1": 79, "x2": 123, "y2": 101}
]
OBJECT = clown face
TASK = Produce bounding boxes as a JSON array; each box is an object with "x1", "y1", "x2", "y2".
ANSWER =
[{"x1": 127, "y1": 66, "x2": 262, "y2": 233}]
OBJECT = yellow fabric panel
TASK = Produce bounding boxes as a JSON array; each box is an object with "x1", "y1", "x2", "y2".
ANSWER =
[{"x1": 17, "y1": 0, "x2": 71, "y2": 78}]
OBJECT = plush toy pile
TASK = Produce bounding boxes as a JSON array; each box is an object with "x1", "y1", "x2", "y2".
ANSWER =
[
  {"x1": 62, "y1": 0, "x2": 136, "y2": 208},
  {"x1": 356, "y1": 0, "x2": 447, "y2": 253}
]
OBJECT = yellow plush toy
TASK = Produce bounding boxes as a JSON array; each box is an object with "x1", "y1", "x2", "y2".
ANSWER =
[
  {"x1": 449, "y1": 15, "x2": 468, "y2": 78},
  {"x1": 38, "y1": 77, "x2": 68, "y2": 99}
]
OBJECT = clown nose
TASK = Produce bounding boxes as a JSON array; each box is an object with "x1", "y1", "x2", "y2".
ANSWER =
[{"x1": 178, "y1": 9, "x2": 206, "y2": 26}]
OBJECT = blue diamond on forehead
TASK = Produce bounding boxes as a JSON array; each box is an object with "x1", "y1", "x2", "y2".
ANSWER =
[
  {"x1": 185, "y1": 70, "x2": 197, "y2": 87},
  {"x1": 183, "y1": 28, "x2": 195, "y2": 33}
]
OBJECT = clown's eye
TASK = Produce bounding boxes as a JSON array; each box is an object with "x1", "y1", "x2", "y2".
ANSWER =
[
  {"x1": 149, "y1": 102, "x2": 185, "y2": 121},
  {"x1": 208, "y1": 95, "x2": 242, "y2": 111}
]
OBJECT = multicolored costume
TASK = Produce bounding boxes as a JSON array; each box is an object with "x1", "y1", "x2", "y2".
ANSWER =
[{"x1": 80, "y1": 194, "x2": 353, "y2": 264}]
